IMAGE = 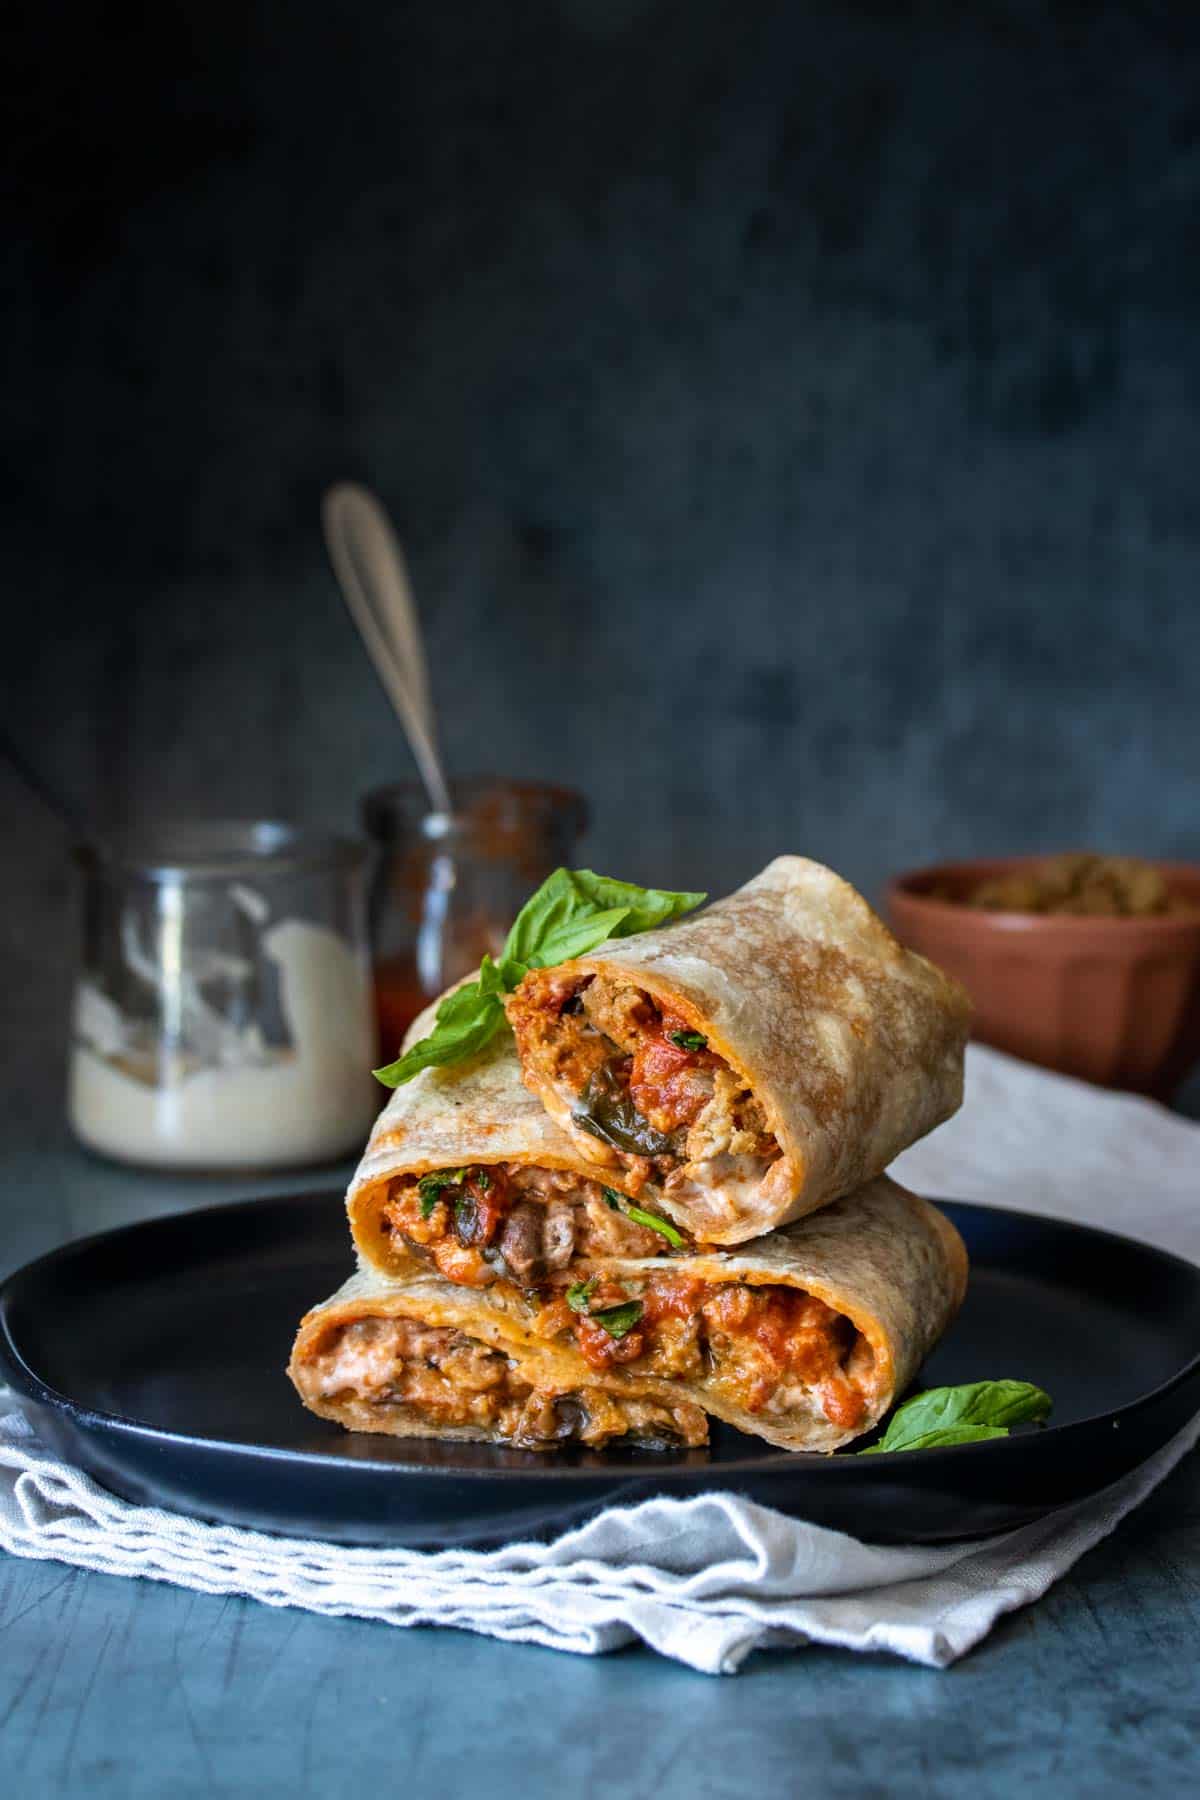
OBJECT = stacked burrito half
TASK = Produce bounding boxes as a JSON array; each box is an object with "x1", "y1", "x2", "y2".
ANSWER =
[{"x1": 289, "y1": 855, "x2": 972, "y2": 1454}]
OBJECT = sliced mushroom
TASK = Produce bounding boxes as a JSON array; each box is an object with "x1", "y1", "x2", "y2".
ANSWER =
[
  {"x1": 497, "y1": 1201, "x2": 546, "y2": 1283},
  {"x1": 542, "y1": 1197, "x2": 576, "y2": 1270}
]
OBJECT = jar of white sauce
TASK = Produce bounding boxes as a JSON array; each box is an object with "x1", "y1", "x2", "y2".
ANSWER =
[{"x1": 67, "y1": 822, "x2": 379, "y2": 1170}]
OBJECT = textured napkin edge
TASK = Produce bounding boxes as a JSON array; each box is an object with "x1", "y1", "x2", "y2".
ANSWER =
[{"x1": 2, "y1": 1399, "x2": 1197, "y2": 1675}]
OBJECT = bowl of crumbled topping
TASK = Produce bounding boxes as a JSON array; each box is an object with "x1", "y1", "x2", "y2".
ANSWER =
[{"x1": 886, "y1": 854, "x2": 1200, "y2": 1094}]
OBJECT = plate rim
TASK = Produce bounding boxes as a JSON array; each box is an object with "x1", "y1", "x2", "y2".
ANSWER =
[{"x1": 2, "y1": 1190, "x2": 1199, "y2": 1480}]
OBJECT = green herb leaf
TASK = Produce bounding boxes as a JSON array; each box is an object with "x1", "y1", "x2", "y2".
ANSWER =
[
  {"x1": 376, "y1": 869, "x2": 706, "y2": 1086},
  {"x1": 857, "y1": 1381, "x2": 1053, "y2": 1456},
  {"x1": 475, "y1": 1170, "x2": 492, "y2": 1192},
  {"x1": 591, "y1": 1300, "x2": 644, "y2": 1339},
  {"x1": 668, "y1": 1029, "x2": 708, "y2": 1052},
  {"x1": 573, "y1": 1065, "x2": 678, "y2": 1157},
  {"x1": 416, "y1": 1168, "x2": 467, "y2": 1218},
  {"x1": 374, "y1": 980, "x2": 506, "y2": 1087},
  {"x1": 531, "y1": 907, "x2": 634, "y2": 968},
  {"x1": 560, "y1": 872, "x2": 707, "y2": 940},
  {"x1": 502, "y1": 869, "x2": 704, "y2": 970},
  {"x1": 566, "y1": 1278, "x2": 598, "y2": 1314},
  {"x1": 623, "y1": 1204, "x2": 685, "y2": 1248},
  {"x1": 598, "y1": 1185, "x2": 684, "y2": 1246},
  {"x1": 476, "y1": 954, "x2": 515, "y2": 997},
  {"x1": 860, "y1": 1425, "x2": 1010, "y2": 1455}
]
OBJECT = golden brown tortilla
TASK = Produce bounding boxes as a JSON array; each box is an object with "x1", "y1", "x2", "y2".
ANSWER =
[
  {"x1": 506, "y1": 856, "x2": 971, "y2": 1243},
  {"x1": 290, "y1": 1175, "x2": 968, "y2": 1455}
]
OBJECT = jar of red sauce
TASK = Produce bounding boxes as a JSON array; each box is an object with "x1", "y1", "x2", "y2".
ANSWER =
[{"x1": 362, "y1": 779, "x2": 588, "y2": 1062}]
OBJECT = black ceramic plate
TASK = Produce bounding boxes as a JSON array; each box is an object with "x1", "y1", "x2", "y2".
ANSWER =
[{"x1": 2, "y1": 1194, "x2": 1199, "y2": 1547}]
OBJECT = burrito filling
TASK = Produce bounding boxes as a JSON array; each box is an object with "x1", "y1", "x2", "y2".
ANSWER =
[
  {"x1": 377, "y1": 1162, "x2": 695, "y2": 1288},
  {"x1": 304, "y1": 1315, "x2": 708, "y2": 1449},
  {"x1": 534, "y1": 1271, "x2": 872, "y2": 1432},
  {"x1": 301, "y1": 1270, "x2": 871, "y2": 1447},
  {"x1": 507, "y1": 969, "x2": 781, "y2": 1203}
]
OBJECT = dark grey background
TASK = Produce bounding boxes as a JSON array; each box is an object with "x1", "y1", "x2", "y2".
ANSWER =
[{"x1": 4, "y1": 1, "x2": 1200, "y2": 1128}]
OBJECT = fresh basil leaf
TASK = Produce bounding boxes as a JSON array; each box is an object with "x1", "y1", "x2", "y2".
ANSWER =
[
  {"x1": 668, "y1": 1029, "x2": 708, "y2": 1052},
  {"x1": 623, "y1": 1204, "x2": 685, "y2": 1248},
  {"x1": 373, "y1": 980, "x2": 506, "y2": 1087},
  {"x1": 566, "y1": 1277, "x2": 598, "y2": 1314},
  {"x1": 499, "y1": 868, "x2": 576, "y2": 968},
  {"x1": 476, "y1": 954, "x2": 511, "y2": 997},
  {"x1": 417, "y1": 1168, "x2": 467, "y2": 1218},
  {"x1": 531, "y1": 907, "x2": 632, "y2": 968},
  {"x1": 860, "y1": 1425, "x2": 1010, "y2": 1455},
  {"x1": 565, "y1": 871, "x2": 707, "y2": 938},
  {"x1": 502, "y1": 868, "x2": 704, "y2": 971},
  {"x1": 591, "y1": 1300, "x2": 644, "y2": 1340},
  {"x1": 884, "y1": 1381, "x2": 1052, "y2": 1443},
  {"x1": 858, "y1": 1381, "x2": 1052, "y2": 1456}
]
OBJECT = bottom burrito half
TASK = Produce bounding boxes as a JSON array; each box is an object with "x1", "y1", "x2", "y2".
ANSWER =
[{"x1": 289, "y1": 1175, "x2": 967, "y2": 1454}]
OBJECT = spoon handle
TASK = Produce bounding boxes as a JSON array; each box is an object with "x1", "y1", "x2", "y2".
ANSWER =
[
  {"x1": 322, "y1": 483, "x2": 452, "y2": 814},
  {"x1": 0, "y1": 724, "x2": 83, "y2": 833}
]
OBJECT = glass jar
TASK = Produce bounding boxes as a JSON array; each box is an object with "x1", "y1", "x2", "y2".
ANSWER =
[
  {"x1": 362, "y1": 779, "x2": 588, "y2": 1059},
  {"x1": 68, "y1": 821, "x2": 378, "y2": 1171}
]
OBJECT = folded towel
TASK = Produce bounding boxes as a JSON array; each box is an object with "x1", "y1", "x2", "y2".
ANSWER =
[{"x1": 3, "y1": 1046, "x2": 1198, "y2": 1673}]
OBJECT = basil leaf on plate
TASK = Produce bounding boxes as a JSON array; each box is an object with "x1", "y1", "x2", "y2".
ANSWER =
[
  {"x1": 858, "y1": 1381, "x2": 1052, "y2": 1455},
  {"x1": 870, "y1": 1425, "x2": 1010, "y2": 1453}
]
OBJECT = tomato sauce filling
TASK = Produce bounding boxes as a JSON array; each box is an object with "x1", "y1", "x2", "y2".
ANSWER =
[
  {"x1": 532, "y1": 1270, "x2": 869, "y2": 1431},
  {"x1": 377, "y1": 1162, "x2": 692, "y2": 1288},
  {"x1": 303, "y1": 1315, "x2": 709, "y2": 1450},
  {"x1": 374, "y1": 1163, "x2": 870, "y2": 1433},
  {"x1": 505, "y1": 969, "x2": 780, "y2": 1189}
]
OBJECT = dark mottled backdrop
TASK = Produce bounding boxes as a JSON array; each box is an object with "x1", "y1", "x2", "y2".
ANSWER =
[{"x1": 4, "y1": 1, "x2": 1200, "y2": 1124}]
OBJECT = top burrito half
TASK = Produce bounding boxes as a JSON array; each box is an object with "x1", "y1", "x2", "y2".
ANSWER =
[{"x1": 504, "y1": 854, "x2": 970, "y2": 1244}]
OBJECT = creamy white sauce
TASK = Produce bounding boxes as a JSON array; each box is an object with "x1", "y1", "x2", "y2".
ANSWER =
[
  {"x1": 68, "y1": 919, "x2": 378, "y2": 1169},
  {"x1": 315, "y1": 1331, "x2": 401, "y2": 1399}
]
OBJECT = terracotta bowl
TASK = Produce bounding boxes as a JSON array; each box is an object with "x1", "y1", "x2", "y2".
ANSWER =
[{"x1": 886, "y1": 857, "x2": 1200, "y2": 1095}]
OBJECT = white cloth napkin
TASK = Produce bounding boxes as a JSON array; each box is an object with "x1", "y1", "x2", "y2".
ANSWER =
[{"x1": 3, "y1": 1045, "x2": 1198, "y2": 1674}]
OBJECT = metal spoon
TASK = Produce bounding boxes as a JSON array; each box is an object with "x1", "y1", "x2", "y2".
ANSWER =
[
  {"x1": 322, "y1": 482, "x2": 459, "y2": 1000},
  {"x1": 321, "y1": 482, "x2": 452, "y2": 816}
]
